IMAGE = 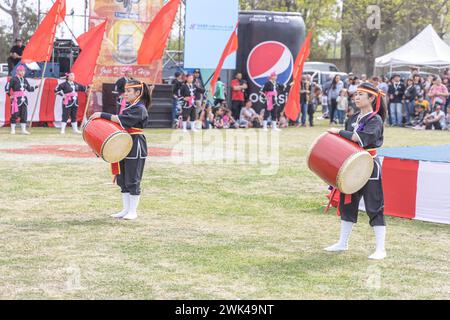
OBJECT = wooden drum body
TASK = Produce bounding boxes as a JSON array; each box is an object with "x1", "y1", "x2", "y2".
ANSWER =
[
  {"x1": 82, "y1": 118, "x2": 132, "y2": 163},
  {"x1": 306, "y1": 132, "x2": 374, "y2": 194}
]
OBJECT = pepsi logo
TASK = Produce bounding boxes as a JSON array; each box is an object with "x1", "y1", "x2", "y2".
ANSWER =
[{"x1": 247, "y1": 41, "x2": 293, "y2": 87}]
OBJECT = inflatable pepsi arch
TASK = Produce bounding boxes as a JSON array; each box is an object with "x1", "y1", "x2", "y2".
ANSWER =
[{"x1": 236, "y1": 11, "x2": 306, "y2": 112}]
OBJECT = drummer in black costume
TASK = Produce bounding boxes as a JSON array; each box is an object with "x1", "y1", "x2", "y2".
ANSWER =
[
  {"x1": 113, "y1": 67, "x2": 134, "y2": 114},
  {"x1": 5, "y1": 65, "x2": 37, "y2": 135},
  {"x1": 180, "y1": 73, "x2": 198, "y2": 132},
  {"x1": 54, "y1": 72, "x2": 88, "y2": 134},
  {"x1": 326, "y1": 82, "x2": 387, "y2": 260},
  {"x1": 90, "y1": 80, "x2": 150, "y2": 220},
  {"x1": 262, "y1": 72, "x2": 283, "y2": 131}
]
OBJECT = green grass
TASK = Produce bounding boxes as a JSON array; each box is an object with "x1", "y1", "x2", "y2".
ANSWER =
[{"x1": 0, "y1": 121, "x2": 449, "y2": 299}]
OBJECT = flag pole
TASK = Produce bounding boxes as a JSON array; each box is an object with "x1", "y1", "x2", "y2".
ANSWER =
[
  {"x1": 81, "y1": 65, "x2": 98, "y2": 127},
  {"x1": 28, "y1": 0, "x2": 63, "y2": 129}
]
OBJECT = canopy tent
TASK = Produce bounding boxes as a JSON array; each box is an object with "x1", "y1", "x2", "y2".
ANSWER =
[{"x1": 375, "y1": 25, "x2": 450, "y2": 69}]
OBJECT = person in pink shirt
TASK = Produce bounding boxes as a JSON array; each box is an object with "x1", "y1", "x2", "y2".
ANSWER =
[{"x1": 428, "y1": 77, "x2": 449, "y2": 109}]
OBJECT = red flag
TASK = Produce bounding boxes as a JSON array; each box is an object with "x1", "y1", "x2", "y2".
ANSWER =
[
  {"x1": 285, "y1": 32, "x2": 313, "y2": 121},
  {"x1": 22, "y1": 0, "x2": 66, "y2": 63},
  {"x1": 71, "y1": 20, "x2": 107, "y2": 86},
  {"x1": 210, "y1": 24, "x2": 238, "y2": 96},
  {"x1": 137, "y1": 0, "x2": 181, "y2": 65}
]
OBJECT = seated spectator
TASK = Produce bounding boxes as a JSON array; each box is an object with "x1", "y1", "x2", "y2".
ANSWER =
[
  {"x1": 415, "y1": 95, "x2": 430, "y2": 112},
  {"x1": 412, "y1": 105, "x2": 427, "y2": 129},
  {"x1": 424, "y1": 104, "x2": 445, "y2": 130},
  {"x1": 444, "y1": 106, "x2": 450, "y2": 130},
  {"x1": 200, "y1": 102, "x2": 214, "y2": 129},
  {"x1": 213, "y1": 107, "x2": 224, "y2": 129},
  {"x1": 239, "y1": 100, "x2": 261, "y2": 128},
  {"x1": 223, "y1": 108, "x2": 238, "y2": 129},
  {"x1": 279, "y1": 111, "x2": 288, "y2": 128}
]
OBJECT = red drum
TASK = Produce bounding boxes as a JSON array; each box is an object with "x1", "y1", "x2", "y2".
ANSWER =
[
  {"x1": 82, "y1": 118, "x2": 133, "y2": 163},
  {"x1": 306, "y1": 132, "x2": 374, "y2": 194}
]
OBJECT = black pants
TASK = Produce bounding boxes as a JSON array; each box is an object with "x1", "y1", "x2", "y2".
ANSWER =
[
  {"x1": 117, "y1": 158, "x2": 146, "y2": 195},
  {"x1": 425, "y1": 121, "x2": 442, "y2": 130},
  {"x1": 10, "y1": 101, "x2": 28, "y2": 124},
  {"x1": 231, "y1": 100, "x2": 244, "y2": 121},
  {"x1": 340, "y1": 158, "x2": 385, "y2": 227},
  {"x1": 263, "y1": 105, "x2": 280, "y2": 121},
  {"x1": 307, "y1": 103, "x2": 315, "y2": 126},
  {"x1": 62, "y1": 104, "x2": 78, "y2": 123},
  {"x1": 329, "y1": 98, "x2": 337, "y2": 123},
  {"x1": 182, "y1": 106, "x2": 196, "y2": 121}
]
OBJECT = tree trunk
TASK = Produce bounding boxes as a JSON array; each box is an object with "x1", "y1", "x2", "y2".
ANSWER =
[
  {"x1": 343, "y1": 38, "x2": 352, "y2": 73},
  {"x1": 12, "y1": 10, "x2": 20, "y2": 40}
]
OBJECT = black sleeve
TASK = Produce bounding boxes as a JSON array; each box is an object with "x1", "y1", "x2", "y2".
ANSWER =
[
  {"x1": 195, "y1": 84, "x2": 205, "y2": 94},
  {"x1": 76, "y1": 83, "x2": 87, "y2": 92},
  {"x1": 24, "y1": 79, "x2": 35, "y2": 92},
  {"x1": 118, "y1": 106, "x2": 147, "y2": 129},
  {"x1": 354, "y1": 117, "x2": 383, "y2": 148},
  {"x1": 5, "y1": 80, "x2": 10, "y2": 94},
  {"x1": 339, "y1": 130, "x2": 354, "y2": 141},
  {"x1": 55, "y1": 83, "x2": 63, "y2": 94},
  {"x1": 262, "y1": 82, "x2": 271, "y2": 93},
  {"x1": 387, "y1": 85, "x2": 394, "y2": 95}
]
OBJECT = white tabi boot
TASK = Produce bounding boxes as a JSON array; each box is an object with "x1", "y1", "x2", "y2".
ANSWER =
[
  {"x1": 111, "y1": 193, "x2": 130, "y2": 218},
  {"x1": 324, "y1": 220, "x2": 354, "y2": 252},
  {"x1": 122, "y1": 195, "x2": 140, "y2": 220},
  {"x1": 369, "y1": 226, "x2": 387, "y2": 260}
]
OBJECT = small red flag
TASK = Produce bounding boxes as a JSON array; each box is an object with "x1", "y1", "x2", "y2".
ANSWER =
[
  {"x1": 137, "y1": 0, "x2": 181, "y2": 65},
  {"x1": 285, "y1": 32, "x2": 313, "y2": 121},
  {"x1": 71, "y1": 20, "x2": 107, "y2": 86},
  {"x1": 210, "y1": 24, "x2": 239, "y2": 96},
  {"x1": 22, "y1": 0, "x2": 66, "y2": 63}
]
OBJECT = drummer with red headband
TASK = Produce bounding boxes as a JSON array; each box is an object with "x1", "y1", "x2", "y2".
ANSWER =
[
  {"x1": 326, "y1": 82, "x2": 387, "y2": 260},
  {"x1": 54, "y1": 72, "x2": 88, "y2": 134},
  {"x1": 90, "y1": 80, "x2": 150, "y2": 220},
  {"x1": 5, "y1": 64, "x2": 38, "y2": 135}
]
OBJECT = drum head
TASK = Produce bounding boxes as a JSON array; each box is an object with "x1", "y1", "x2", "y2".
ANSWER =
[
  {"x1": 101, "y1": 132, "x2": 133, "y2": 163},
  {"x1": 337, "y1": 151, "x2": 374, "y2": 194}
]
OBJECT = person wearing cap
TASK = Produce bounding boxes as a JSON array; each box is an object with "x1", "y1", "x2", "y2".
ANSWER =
[
  {"x1": 387, "y1": 74, "x2": 405, "y2": 126},
  {"x1": 171, "y1": 71, "x2": 184, "y2": 127},
  {"x1": 261, "y1": 72, "x2": 283, "y2": 131},
  {"x1": 326, "y1": 82, "x2": 388, "y2": 260},
  {"x1": 7, "y1": 38, "x2": 25, "y2": 76},
  {"x1": 54, "y1": 72, "x2": 89, "y2": 134},
  {"x1": 4, "y1": 64, "x2": 37, "y2": 134},
  {"x1": 113, "y1": 67, "x2": 134, "y2": 115}
]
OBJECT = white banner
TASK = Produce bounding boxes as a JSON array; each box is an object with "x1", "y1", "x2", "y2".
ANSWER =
[{"x1": 184, "y1": 0, "x2": 239, "y2": 69}]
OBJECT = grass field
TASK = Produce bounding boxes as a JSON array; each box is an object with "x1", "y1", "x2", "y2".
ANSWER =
[{"x1": 0, "y1": 120, "x2": 449, "y2": 300}]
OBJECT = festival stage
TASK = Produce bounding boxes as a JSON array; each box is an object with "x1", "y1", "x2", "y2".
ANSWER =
[{"x1": 360, "y1": 145, "x2": 450, "y2": 225}]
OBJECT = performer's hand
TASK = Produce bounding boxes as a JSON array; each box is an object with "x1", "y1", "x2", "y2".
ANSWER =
[
  {"x1": 90, "y1": 112, "x2": 101, "y2": 120},
  {"x1": 327, "y1": 128, "x2": 340, "y2": 135}
]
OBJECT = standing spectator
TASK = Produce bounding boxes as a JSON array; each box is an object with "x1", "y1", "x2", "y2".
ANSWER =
[
  {"x1": 360, "y1": 74, "x2": 368, "y2": 82},
  {"x1": 230, "y1": 72, "x2": 247, "y2": 121},
  {"x1": 443, "y1": 77, "x2": 450, "y2": 112},
  {"x1": 428, "y1": 77, "x2": 449, "y2": 110},
  {"x1": 320, "y1": 91, "x2": 329, "y2": 119},
  {"x1": 171, "y1": 71, "x2": 183, "y2": 127},
  {"x1": 7, "y1": 38, "x2": 25, "y2": 75},
  {"x1": 180, "y1": 73, "x2": 198, "y2": 132},
  {"x1": 387, "y1": 74, "x2": 405, "y2": 126},
  {"x1": 423, "y1": 74, "x2": 434, "y2": 104},
  {"x1": 193, "y1": 69, "x2": 205, "y2": 118},
  {"x1": 213, "y1": 77, "x2": 226, "y2": 107},
  {"x1": 336, "y1": 89, "x2": 348, "y2": 125},
  {"x1": 404, "y1": 78, "x2": 417, "y2": 126},
  {"x1": 327, "y1": 75, "x2": 343, "y2": 125},
  {"x1": 424, "y1": 104, "x2": 445, "y2": 130},
  {"x1": 412, "y1": 74, "x2": 424, "y2": 97},
  {"x1": 298, "y1": 75, "x2": 310, "y2": 127}
]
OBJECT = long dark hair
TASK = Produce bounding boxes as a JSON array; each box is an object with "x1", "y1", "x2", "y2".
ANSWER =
[
  {"x1": 331, "y1": 75, "x2": 340, "y2": 89},
  {"x1": 357, "y1": 82, "x2": 386, "y2": 121},
  {"x1": 126, "y1": 79, "x2": 152, "y2": 111}
]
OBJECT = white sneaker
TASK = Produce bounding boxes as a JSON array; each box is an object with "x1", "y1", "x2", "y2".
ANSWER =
[
  {"x1": 368, "y1": 250, "x2": 387, "y2": 260},
  {"x1": 324, "y1": 243, "x2": 348, "y2": 252}
]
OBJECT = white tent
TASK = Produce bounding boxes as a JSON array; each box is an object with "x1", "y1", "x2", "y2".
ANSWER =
[{"x1": 375, "y1": 24, "x2": 450, "y2": 68}]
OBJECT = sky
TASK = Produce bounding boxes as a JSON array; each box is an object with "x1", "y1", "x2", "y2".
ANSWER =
[{"x1": 0, "y1": 0, "x2": 88, "y2": 39}]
